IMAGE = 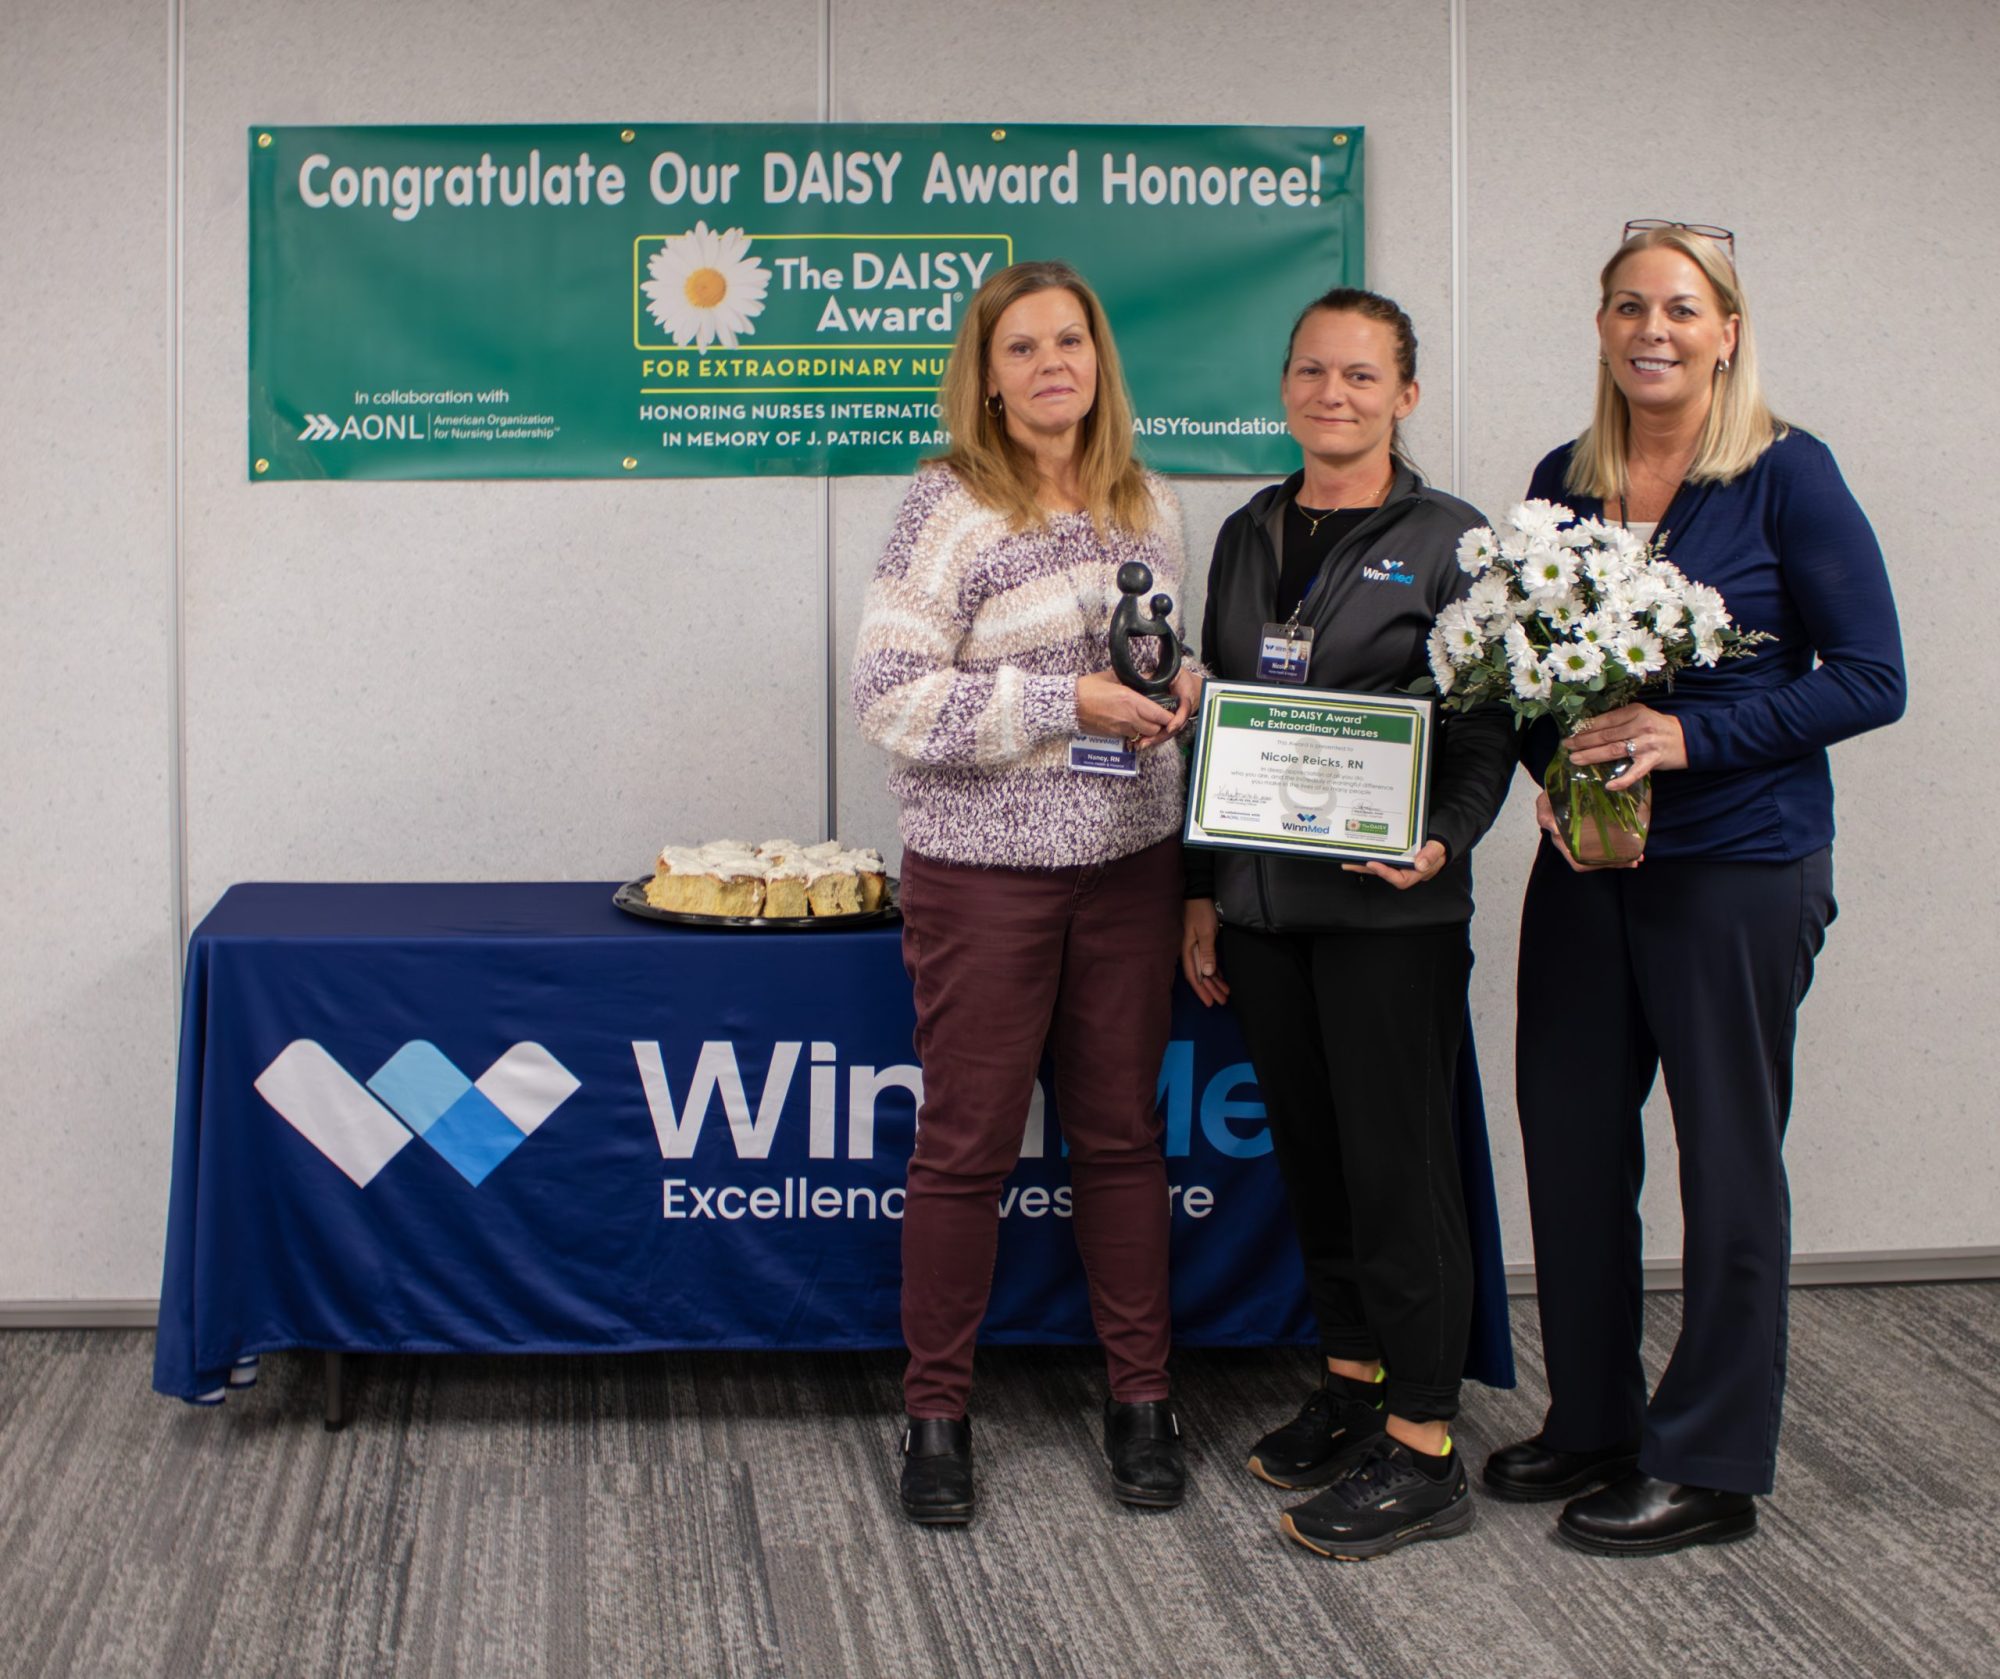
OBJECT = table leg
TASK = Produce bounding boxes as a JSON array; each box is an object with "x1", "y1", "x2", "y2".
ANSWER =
[{"x1": 323, "y1": 1351, "x2": 349, "y2": 1432}]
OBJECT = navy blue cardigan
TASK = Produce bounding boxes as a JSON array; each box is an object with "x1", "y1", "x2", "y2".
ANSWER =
[{"x1": 1525, "y1": 430, "x2": 1906, "y2": 862}]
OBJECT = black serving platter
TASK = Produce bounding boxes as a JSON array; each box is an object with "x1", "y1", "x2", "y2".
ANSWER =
[{"x1": 613, "y1": 876, "x2": 900, "y2": 930}]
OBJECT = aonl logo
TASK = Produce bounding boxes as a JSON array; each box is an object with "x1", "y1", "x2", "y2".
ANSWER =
[
  {"x1": 297, "y1": 412, "x2": 428, "y2": 443},
  {"x1": 255, "y1": 1041, "x2": 579, "y2": 1188}
]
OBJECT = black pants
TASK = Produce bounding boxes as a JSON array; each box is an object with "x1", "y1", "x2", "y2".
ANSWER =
[
  {"x1": 1220, "y1": 921, "x2": 1473, "y2": 1422},
  {"x1": 1515, "y1": 842, "x2": 1835, "y2": 1495}
]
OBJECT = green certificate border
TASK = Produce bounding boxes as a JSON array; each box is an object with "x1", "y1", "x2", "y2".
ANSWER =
[{"x1": 1182, "y1": 680, "x2": 1434, "y2": 863}]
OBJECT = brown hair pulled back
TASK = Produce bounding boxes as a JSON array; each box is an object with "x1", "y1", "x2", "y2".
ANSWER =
[{"x1": 1283, "y1": 287, "x2": 1419, "y2": 471}]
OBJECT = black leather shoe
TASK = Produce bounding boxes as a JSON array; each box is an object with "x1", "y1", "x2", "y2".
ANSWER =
[
  {"x1": 1482, "y1": 1434, "x2": 1641, "y2": 1502},
  {"x1": 899, "y1": 1417, "x2": 974, "y2": 1526},
  {"x1": 1557, "y1": 1470, "x2": 1756, "y2": 1556},
  {"x1": 1104, "y1": 1398, "x2": 1186, "y2": 1509}
]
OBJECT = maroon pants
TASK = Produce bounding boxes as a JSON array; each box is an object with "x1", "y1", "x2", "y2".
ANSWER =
[{"x1": 898, "y1": 836, "x2": 1182, "y2": 1420}]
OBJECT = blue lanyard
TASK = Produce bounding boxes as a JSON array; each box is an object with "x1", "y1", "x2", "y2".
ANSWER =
[{"x1": 1282, "y1": 573, "x2": 1322, "y2": 633}]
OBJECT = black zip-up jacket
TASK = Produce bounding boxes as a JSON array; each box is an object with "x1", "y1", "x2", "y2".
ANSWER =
[{"x1": 1186, "y1": 465, "x2": 1515, "y2": 932}]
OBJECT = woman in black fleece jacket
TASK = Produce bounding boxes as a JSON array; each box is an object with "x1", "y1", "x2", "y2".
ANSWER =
[{"x1": 1181, "y1": 287, "x2": 1513, "y2": 1561}]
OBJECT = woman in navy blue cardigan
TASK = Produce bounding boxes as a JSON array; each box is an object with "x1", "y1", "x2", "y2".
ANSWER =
[{"x1": 1482, "y1": 224, "x2": 1906, "y2": 1554}]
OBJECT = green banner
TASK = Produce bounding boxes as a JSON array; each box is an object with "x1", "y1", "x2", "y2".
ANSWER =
[{"x1": 248, "y1": 123, "x2": 1361, "y2": 481}]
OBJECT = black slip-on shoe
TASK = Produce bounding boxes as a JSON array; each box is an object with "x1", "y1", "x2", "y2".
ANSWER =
[
  {"x1": 1279, "y1": 1435, "x2": 1474, "y2": 1561},
  {"x1": 1482, "y1": 1434, "x2": 1642, "y2": 1502},
  {"x1": 1557, "y1": 1471, "x2": 1756, "y2": 1556},
  {"x1": 899, "y1": 1416, "x2": 974, "y2": 1526},
  {"x1": 1246, "y1": 1374, "x2": 1386, "y2": 1489},
  {"x1": 1104, "y1": 1398, "x2": 1186, "y2": 1509}
]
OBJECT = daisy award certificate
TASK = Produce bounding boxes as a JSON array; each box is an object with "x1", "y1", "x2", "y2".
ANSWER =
[{"x1": 1183, "y1": 681, "x2": 1435, "y2": 864}]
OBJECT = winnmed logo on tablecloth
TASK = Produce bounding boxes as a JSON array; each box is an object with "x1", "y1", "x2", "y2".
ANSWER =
[{"x1": 254, "y1": 1040, "x2": 579, "y2": 1187}]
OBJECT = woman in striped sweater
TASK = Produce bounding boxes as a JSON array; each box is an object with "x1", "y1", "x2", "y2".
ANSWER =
[{"x1": 852, "y1": 260, "x2": 1201, "y2": 1527}]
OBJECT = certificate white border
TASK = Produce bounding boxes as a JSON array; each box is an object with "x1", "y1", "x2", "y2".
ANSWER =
[{"x1": 1182, "y1": 680, "x2": 1435, "y2": 864}]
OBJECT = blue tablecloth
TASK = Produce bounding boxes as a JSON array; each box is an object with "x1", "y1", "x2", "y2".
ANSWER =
[{"x1": 154, "y1": 883, "x2": 1513, "y2": 1399}]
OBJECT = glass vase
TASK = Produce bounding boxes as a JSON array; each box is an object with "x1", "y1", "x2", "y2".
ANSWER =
[{"x1": 1544, "y1": 740, "x2": 1651, "y2": 866}]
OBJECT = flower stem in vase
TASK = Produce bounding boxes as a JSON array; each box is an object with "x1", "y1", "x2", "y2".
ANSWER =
[{"x1": 1544, "y1": 739, "x2": 1651, "y2": 866}]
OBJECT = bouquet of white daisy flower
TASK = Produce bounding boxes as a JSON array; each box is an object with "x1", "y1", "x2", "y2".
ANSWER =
[{"x1": 1417, "y1": 500, "x2": 1770, "y2": 864}]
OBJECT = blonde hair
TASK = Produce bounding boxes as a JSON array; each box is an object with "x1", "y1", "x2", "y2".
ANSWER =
[
  {"x1": 932, "y1": 260, "x2": 1155, "y2": 534},
  {"x1": 1567, "y1": 225, "x2": 1784, "y2": 500}
]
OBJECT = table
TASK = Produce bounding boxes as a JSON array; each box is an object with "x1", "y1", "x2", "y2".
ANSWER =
[{"x1": 154, "y1": 883, "x2": 1513, "y2": 1407}]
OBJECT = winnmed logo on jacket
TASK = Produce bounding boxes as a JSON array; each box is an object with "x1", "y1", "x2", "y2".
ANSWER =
[
  {"x1": 1360, "y1": 557, "x2": 1417, "y2": 586},
  {"x1": 254, "y1": 1040, "x2": 579, "y2": 1188}
]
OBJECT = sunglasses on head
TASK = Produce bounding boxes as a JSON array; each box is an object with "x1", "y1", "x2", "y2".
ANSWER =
[{"x1": 1623, "y1": 219, "x2": 1736, "y2": 262}]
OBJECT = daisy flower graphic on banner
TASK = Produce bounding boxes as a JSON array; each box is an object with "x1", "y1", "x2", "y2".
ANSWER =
[{"x1": 643, "y1": 222, "x2": 770, "y2": 348}]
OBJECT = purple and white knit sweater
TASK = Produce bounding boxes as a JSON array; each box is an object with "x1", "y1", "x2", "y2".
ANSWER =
[{"x1": 851, "y1": 464, "x2": 1189, "y2": 871}]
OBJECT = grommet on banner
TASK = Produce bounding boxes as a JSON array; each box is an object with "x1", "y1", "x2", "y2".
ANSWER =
[
  {"x1": 620, "y1": 129, "x2": 635, "y2": 143},
  {"x1": 622, "y1": 457, "x2": 638, "y2": 470},
  {"x1": 254, "y1": 459, "x2": 269, "y2": 474},
  {"x1": 991, "y1": 129, "x2": 1006, "y2": 141},
  {"x1": 257, "y1": 133, "x2": 272, "y2": 148},
  {"x1": 1333, "y1": 133, "x2": 1349, "y2": 145}
]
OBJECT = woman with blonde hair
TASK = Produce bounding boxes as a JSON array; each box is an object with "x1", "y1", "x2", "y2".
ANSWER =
[
  {"x1": 1486, "y1": 222, "x2": 1906, "y2": 1553},
  {"x1": 852, "y1": 260, "x2": 1201, "y2": 1526}
]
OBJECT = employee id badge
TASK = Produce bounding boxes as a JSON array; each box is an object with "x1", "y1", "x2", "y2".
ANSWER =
[
  {"x1": 1258, "y1": 622, "x2": 1315, "y2": 684},
  {"x1": 1069, "y1": 733, "x2": 1140, "y2": 776}
]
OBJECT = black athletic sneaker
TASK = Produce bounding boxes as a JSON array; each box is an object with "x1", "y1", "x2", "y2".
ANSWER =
[
  {"x1": 1246, "y1": 1374, "x2": 1386, "y2": 1489},
  {"x1": 1278, "y1": 1435, "x2": 1474, "y2": 1560}
]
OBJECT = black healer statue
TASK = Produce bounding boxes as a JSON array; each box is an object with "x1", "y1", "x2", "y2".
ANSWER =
[{"x1": 1107, "y1": 561, "x2": 1183, "y2": 710}]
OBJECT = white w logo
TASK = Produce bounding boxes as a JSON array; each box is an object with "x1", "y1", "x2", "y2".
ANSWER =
[{"x1": 255, "y1": 1040, "x2": 578, "y2": 1187}]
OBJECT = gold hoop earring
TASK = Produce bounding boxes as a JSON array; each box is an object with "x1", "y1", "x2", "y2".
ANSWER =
[{"x1": 985, "y1": 393, "x2": 1004, "y2": 418}]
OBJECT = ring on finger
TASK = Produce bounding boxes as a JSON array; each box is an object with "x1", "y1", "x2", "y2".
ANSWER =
[{"x1": 1623, "y1": 737, "x2": 1638, "y2": 756}]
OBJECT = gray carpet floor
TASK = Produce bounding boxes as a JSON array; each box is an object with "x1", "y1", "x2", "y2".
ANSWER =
[{"x1": 1, "y1": 1284, "x2": 1996, "y2": 1678}]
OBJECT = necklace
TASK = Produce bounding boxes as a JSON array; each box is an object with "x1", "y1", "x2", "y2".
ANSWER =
[
  {"x1": 1295, "y1": 465, "x2": 1392, "y2": 535},
  {"x1": 1617, "y1": 480, "x2": 1681, "y2": 531},
  {"x1": 1618, "y1": 444, "x2": 1692, "y2": 527}
]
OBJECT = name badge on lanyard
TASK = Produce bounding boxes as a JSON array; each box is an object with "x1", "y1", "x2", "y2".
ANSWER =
[
  {"x1": 1069, "y1": 733, "x2": 1140, "y2": 776},
  {"x1": 1258, "y1": 619, "x2": 1314, "y2": 684}
]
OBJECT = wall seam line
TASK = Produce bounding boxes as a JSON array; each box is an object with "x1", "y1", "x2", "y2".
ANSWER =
[
  {"x1": 1449, "y1": 0, "x2": 1468, "y2": 496},
  {"x1": 819, "y1": 0, "x2": 838, "y2": 839},
  {"x1": 168, "y1": 0, "x2": 189, "y2": 984}
]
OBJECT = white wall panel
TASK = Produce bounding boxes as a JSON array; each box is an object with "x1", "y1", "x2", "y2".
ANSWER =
[
  {"x1": 1464, "y1": 0, "x2": 2000, "y2": 1259},
  {"x1": 832, "y1": 0, "x2": 1458, "y2": 476},
  {"x1": 831, "y1": 477, "x2": 910, "y2": 866},
  {"x1": 179, "y1": 0, "x2": 827, "y2": 918},
  {"x1": 0, "y1": 0, "x2": 177, "y2": 1298}
]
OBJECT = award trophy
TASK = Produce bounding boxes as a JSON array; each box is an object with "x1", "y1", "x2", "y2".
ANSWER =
[{"x1": 1107, "y1": 562, "x2": 1183, "y2": 710}]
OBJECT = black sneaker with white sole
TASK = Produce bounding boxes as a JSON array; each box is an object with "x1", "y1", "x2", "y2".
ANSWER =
[
  {"x1": 1246, "y1": 1373, "x2": 1386, "y2": 1489},
  {"x1": 1279, "y1": 1434, "x2": 1474, "y2": 1560}
]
